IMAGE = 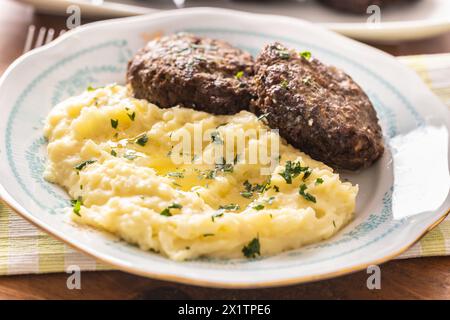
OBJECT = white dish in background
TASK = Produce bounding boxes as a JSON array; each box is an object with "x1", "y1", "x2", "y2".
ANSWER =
[
  {"x1": 17, "y1": 0, "x2": 450, "y2": 42},
  {"x1": 0, "y1": 8, "x2": 449, "y2": 288}
]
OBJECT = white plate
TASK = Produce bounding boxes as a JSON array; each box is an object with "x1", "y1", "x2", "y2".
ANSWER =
[
  {"x1": 0, "y1": 8, "x2": 449, "y2": 288},
  {"x1": 18, "y1": 0, "x2": 450, "y2": 42}
]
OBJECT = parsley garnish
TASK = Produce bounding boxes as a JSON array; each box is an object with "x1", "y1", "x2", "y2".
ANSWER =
[
  {"x1": 203, "y1": 233, "x2": 215, "y2": 237},
  {"x1": 240, "y1": 191, "x2": 253, "y2": 199},
  {"x1": 215, "y1": 157, "x2": 233, "y2": 173},
  {"x1": 235, "y1": 71, "x2": 244, "y2": 79},
  {"x1": 299, "y1": 51, "x2": 312, "y2": 60},
  {"x1": 87, "y1": 85, "x2": 96, "y2": 91},
  {"x1": 135, "y1": 134, "x2": 148, "y2": 146},
  {"x1": 211, "y1": 212, "x2": 224, "y2": 222},
  {"x1": 257, "y1": 113, "x2": 270, "y2": 121},
  {"x1": 111, "y1": 150, "x2": 117, "y2": 157},
  {"x1": 315, "y1": 178, "x2": 324, "y2": 185},
  {"x1": 299, "y1": 184, "x2": 316, "y2": 203},
  {"x1": 74, "y1": 160, "x2": 96, "y2": 171},
  {"x1": 279, "y1": 161, "x2": 309, "y2": 184},
  {"x1": 111, "y1": 119, "x2": 119, "y2": 129},
  {"x1": 167, "y1": 172, "x2": 184, "y2": 178},
  {"x1": 274, "y1": 185, "x2": 280, "y2": 192},
  {"x1": 70, "y1": 197, "x2": 82, "y2": 216},
  {"x1": 160, "y1": 203, "x2": 182, "y2": 216},
  {"x1": 280, "y1": 80, "x2": 289, "y2": 89},
  {"x1": 242, "y1": 237, "x2": 260, "y2": 258},
  {"x1": 253, "y1": 204, "x2": 265, "y2": 211},
  {"x1": 219, "y1": 204, "x2": 240, "y2": 211},
  {"x1": 127, "y1": 112, "x2": 136, "y2": 121}
]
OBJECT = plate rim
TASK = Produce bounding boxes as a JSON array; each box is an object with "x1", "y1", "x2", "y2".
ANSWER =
[{"x1": 0, "y1": 7, "x2": 449, "y2": 288}]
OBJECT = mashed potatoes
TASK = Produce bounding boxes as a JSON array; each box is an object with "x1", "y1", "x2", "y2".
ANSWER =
[{"x1": 44, "y1": 84, "x2": 357, "y2": 261}]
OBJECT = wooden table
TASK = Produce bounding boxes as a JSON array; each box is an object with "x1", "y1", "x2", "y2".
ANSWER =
[{"x1": 1, "y1": 0, "x2": 449, "y2": 300}]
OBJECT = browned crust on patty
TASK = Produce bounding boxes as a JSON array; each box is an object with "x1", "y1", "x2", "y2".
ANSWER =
[
  {"x1": 252, "y1": 43, "x2": 384, "y2": 170},
  {"x1": 127, "y1": 33, "x2": 255, "y2": 115}
]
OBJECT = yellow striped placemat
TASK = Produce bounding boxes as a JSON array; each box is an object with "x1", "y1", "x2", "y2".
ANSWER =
[{"x1": 0, "y1": 53, "x2": 449, "y2": 275}]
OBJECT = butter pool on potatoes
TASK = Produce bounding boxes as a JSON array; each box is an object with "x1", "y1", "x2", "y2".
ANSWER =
[{"x1": 43, "y1": 84, "x2": 358, "y2": 261}]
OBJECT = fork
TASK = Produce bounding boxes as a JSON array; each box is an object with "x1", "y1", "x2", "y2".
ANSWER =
[{"x1": 23, "y1": 25, "x2": 66, "y2": 54}]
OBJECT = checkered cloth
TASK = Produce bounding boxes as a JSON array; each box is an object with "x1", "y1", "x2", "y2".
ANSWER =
[{"x1": 0, "y1": 53, "x2": 449, "y2": 275}]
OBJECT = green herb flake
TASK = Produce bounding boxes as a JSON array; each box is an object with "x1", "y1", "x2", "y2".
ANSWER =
[
  {"x1": 111, "y1": 119, "x2": 119, "y2": 129},
  {"x1": 253, "y1": 204, "x2": 265, "y2": 211},
  {"x1": 274, "y1": 185, "x2": 280, "y2": 192},
  {"x1": 160, "y1": 203, "x2": 182, "y2": 217},
  {"x1": 167, "y1": 172, "x2": 184, "y2": 178},
  {"x1": 203, "y1": 233, "x2": 215, "y2": 237},
  {"x1": 240, "y1": 191, "x2": 253, "y2": 199},
  {"x1": 299, "y1": 51, "x2": 312, "y2": 60},
  {"x1": 135, "y1": 134, "x2": 148, "y2": 147},
  {"x1": 110, "y1": 150, "x2": 117, "y2": 157},
  {"x1": 280, "y1": 80, "x2": 289, "y2": 89},
  {"x1": 299, "y1": 184, "x2": 316, "y2": 203},
  {"x1": 315, "y1": 178, "x2": 324, "y2": 185},
  {"x1": 74, "y1": 160, "x2": 96, "y2": 171},
  {"x1": 71, "y1": 197, "x2": 83, "y2": 216},
  {"x1": 215, "y1": 157, "x2": 233, "y2": 173},
  {"x1": 235, "y1": 71, "x2": 244, "y2": 79},
  {"x1": 87, "y1": 85, "x2": 96, "y2": 92},
  {"x1": 127, "y1": 112, "x2": 136, "y2": 121},
  {"x1": 257, "y1": 113, "x2": 270, "y2": 121},
  {"x1": 219, "y1": 204, "x2": 240, "y2": 211},
  {"x1": 242, "y1": 237, "x2": 260, "y2": 258},
  {"x1": 279, "y1": 161, "x2": 309, "y2": 184},
  {"x1": 211, "y1": 212, "x2": 224, "y2": 222}
]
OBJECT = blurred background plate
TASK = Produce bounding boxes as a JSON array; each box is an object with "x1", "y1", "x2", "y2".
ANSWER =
[{"x1": 16, "y1": 0, "x2": 450, "y2": 42}]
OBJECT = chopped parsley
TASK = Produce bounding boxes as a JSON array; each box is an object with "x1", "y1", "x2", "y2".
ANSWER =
[
  {"x1": 240, "y1": 191, "x2": 253, "y2": 199},
  {"x1": 160, "y1": 203, "x2": 182, "y2": 217},
  {"x1": 241, "y1": 179, "x2": 271, "y2": 198},
  {"x1": 203, "y1": 233, "x2": 215, "y2": 237},
  {"x1": 215, "y1": 157, "x2": 233, "y2": 173},
  {"x1": 127, "y1": 111, "x2": 136, "y2": 121},
  {"x1": 279, "y1": 161, "x2": 309, "y2": 184},
  {"x1": 280, "y1": 80, "x2": 289, "y2": 89},
  {"x1": 74, "y1": 160, "x2": 96, "y2": 171},
  {"x1": 302, "y1": 168, "x2": 312, "y2": 181},
  {"x1": 211, "y1": 212, "x2": 224, "y2": 222},
  {"x1": 242, "y1": 237, "x2": 260, "y2": 258},
  {"x1": 167, "y1": 171, "x2": 184, "y2": 178},
  {"x1": 70, "y1": 197, "x2": 82, "y2": 216},
  {"x1": 135, "y1": 134, "x2": 148, "y2": 146},
  {"x1": 110, "y1": 119, "x2": 119, "y2": 129},
  {"x1": 315, "y1": 178, "x2": 324, "y2": 185},
  {"x1": 299, "y1": 184, "x2": 316, "y2": 203},
  {"x1": 110, "y1": 149, "x2": 117, "y2": 157},
  {"x1": 257, "y1": 113, "x2": 270, "y2": 121},
  {"x1": 219, "y1": 204, "x2": 240, "y2": 211},
  {"x1": 253, "y1": 204, "x2": 265, "y2": 211},
  {"x1": 299, "y1": 51, "x2": 312, "y2": 60},
  {"x1": 87, "y1": 85, "x2": 96, "y2": 91},
  {"x1": 204, "y1": 170, "x2": 216, "y2": 179},
  {"x1": 273, "y1": 185, "x2": 280, "y2": 192},
  {"x1": 235, "y1": 71, "x2": 244, "y2": 79}
]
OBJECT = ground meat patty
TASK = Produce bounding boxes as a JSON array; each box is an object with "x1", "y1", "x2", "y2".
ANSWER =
[
  {"x1": 252, "y1": 43, "x2": 384, "y2": 170},
  {"x1": 127, "y1": 33, "x2": 254, "y2": 114},
  {"x1": 318, "y1": 0, "x2": 418, "y2": 14}
]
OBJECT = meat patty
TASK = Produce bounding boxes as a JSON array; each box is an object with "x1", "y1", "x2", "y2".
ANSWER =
[
  {"x1": 252, "y1": 43, "x2": 384, "y2": 170},
  {"x1": 318, "y1": 0, "x2": 418, "y2": 14},
  {"x1": 127, "y1": 33, "x2": 254, "y2": 115}
]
